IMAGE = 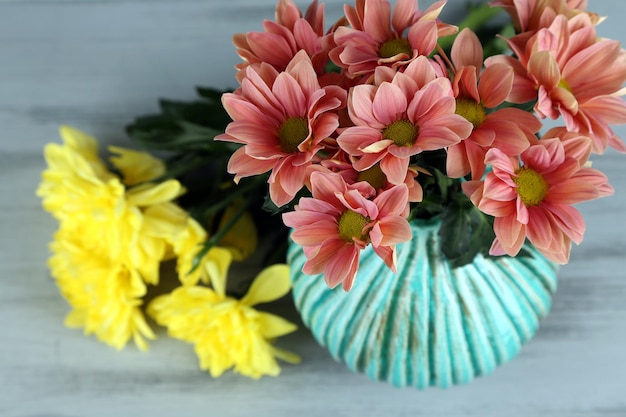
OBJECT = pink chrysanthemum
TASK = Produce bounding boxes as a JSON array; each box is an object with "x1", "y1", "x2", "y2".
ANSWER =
[
  {"x1": 312, "y1": 152, "x2": 424, "y2": 207},
  {"x1": 491, "y1": 0, "x2": 601, "y2": 35},
  {"x1": 337, "y1": 56, "x2": 472, "y2": 185},
  {"x1": 487, "y1": 14, "x2": 626, "y2": 153},
  {"x1": 216, "y1": 51, "x2": 346, "y2": 207},
  {"x1": 283, "y1": 171, "x2": 411, "y2": 291},
  {"x1": 462, "y1": 132, "x2": 614, "y2": 264},
  {"x1": 446, "y1": 28, "x2": 541, "y2": 180},
  {"x1": 329, "y1": 0, "x2": 456, "y2": 79},
  {"x1": 232, "y1": 0, "x2": 332, "y2": 81}
]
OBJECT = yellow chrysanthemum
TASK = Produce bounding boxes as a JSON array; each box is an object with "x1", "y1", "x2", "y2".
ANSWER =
[
  {"x1": 49, "y1": 226, "x2": 155, "y2": 351},
  {"x1": 148, "y1": 256, "x2": 300, "y2": 379},
  {"x1": 170, "y1": 215, "x2": 221, "y2": 286},
  {"x1": 171, "y1": 208, "x2": 258, "y2": 286},
  {"x1": 108, "y1": 145, "x2": 166, "y2": 186},
  {"x1": 37, "y1": 126, "x2": 187, "y2": 284},
  {"x1": 217, "y1": 201, "x2": 258, "y2": 261},
  {"x1": 38, "y1": 126, "x2": 190, "y2": 349}
]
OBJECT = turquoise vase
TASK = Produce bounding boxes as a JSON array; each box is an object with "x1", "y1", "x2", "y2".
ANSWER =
[{"x1": 287, "y1": 218, "x2": 558, "y2": 388}]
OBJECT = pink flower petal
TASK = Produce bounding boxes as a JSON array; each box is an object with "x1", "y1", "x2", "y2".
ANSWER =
[
  {"x1": 310, "y1": 171, "x2": 347, "y2": 203},
  {"x1": 483, "y1": 119, "x2": 531, "y2": 156},
  {"x1": 570, "y1": 168, "x2": 614, "y2": 198},
  {"x1": 296, "y1": 197, "x2": 342, "y2": 216},
  {"x1": 227, "y1": 147, "x2": 276, "y2": 181},
  {"x1": 406, "y1": 20, "x2": 438, "y2": 56},
  {"x1": 221, "y1": 93, "x2": 277, "y2": 127},
  {"x1": 373, "y1": 184, "x2": 409, "y2": 217},
  {"x1": 380, "y1": 154, "x2": 410, "y2": 185},
  {"x1": 446, "y1": 142, "x2": 471, "y2": 179},
  {"x1": 272, "y1": 72, "x2": 307, "y2": 117},
  {"x1": 479, "y1": 63, "x2": 514, "y2": 108},
  {"x1": 293, "y1": 19, "x2": 323, "y2": 56},
  {"x1": 370, "y1": 215, "x2": 411, "y2": 247},
  {"x1": 289, "y1": 51, "x2": 325, "y2": 96},
  {"x1": 302, "y1": 238, "x2": 346, "y2": 276},
  {"x1": 373, "y1": 82, "x2": 408, "y2": 126},
  {"x1": 337, "y1": 126, "x2": 382, "y2": 155},
  {"x1": 325, "y1": 244, "x2": 361, "y2": 291},
  {"x1": 348, "y1": 85, "x2": 380, "y2": 127},
  {"x1": 485, "y1": 148, "x2": 517, "y2": 177},
  {"x1": 483, "y1": 174, "x2": 518, "y2": 201},
  {"x1": 275, "y1": 161, "x2": 308, "y2": 196},
  {"x1": 543, "y1": 203, "x2": 585, "y2": 245},
  {"x1": 478, "y1": 198, "x2": 516, "y2": 218},
  {"x1": 362, "y1": 139, "x2": 394, "y2": 153},
  {"x1": 363, "y1": 0, "x2": 392, "y2": 43},
  {"x1": 451, "y1": 28, "x2": 483, "y2": 72},
  {"x1": 493, "y1": 215, "x2": 526, "y2": 257},
  {"x1": 525, "y1": 207, "x2": 555, "y2": 250},
  {"x1": 291, "y1": 223, "x2": 341, "y2": 247},
  {"x1": 528, "y1": 51, "x2": 560, "y2": 89},
  {"x1": 485, "y1": 55, "x2": 537, "y2": 104},
  {"x1": 247, "y1": 31, "x2": 294, "y2": 68},
  {"x1": 336, "y1": 189, "x2": 378, "y2": 219},
  {"x1": 392, "y1": 0, "x2": 417, "y2": 34},
  {"x1": 372, "y1": 245, "x2": 397, "y2": 271}
]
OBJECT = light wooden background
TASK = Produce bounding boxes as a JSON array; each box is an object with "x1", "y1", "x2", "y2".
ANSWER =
[{"x1": 1, "y1": 1, "x2": 625, "y2": 416}]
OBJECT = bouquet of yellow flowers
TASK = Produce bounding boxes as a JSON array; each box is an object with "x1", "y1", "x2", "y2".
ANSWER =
[{"x1": 38, "y1": 0, "x2": 625, "y2": 383}]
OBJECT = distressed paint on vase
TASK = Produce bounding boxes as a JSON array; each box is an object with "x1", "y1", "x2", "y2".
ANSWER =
[{"x1": 287, "y1": 218, "x2": 558, "y2": 388}]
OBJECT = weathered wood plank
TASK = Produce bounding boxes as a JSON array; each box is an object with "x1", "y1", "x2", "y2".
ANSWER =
[{"x1": 1, "y1": 1, "x2": 625, "y2": 416}]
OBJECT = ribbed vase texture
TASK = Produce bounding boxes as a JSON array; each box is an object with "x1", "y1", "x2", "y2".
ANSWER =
[{"x1": 287, "y1": 219, "x2": 558, "y2": 388}]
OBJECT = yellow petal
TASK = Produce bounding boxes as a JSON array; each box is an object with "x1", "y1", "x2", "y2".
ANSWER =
[
  {"x1": 218, "y1": 204, "x2": 258, "y2": 261},
  {"x1": 126, "y1": 180, "x2": 184, "y2": 207},
  {"x1": 240, "y1": 264, "x2": 291, "y2": 306},
  {"x1": 108, "y1": 146, "x2": 166, "y2": 186},
  {"x1": 58, "y1": 125, "x2": 111, "y2": 179},
  {"x1": 270, "y1": 346, "x2": 301, "y2": 365},
  {"x1": 64, "y1": 310, "x2": 86, "y2": 328},
  {"x1": 257, "y1": 312, "x2": 298, "y2": 338},
  {"x1": 59, "y1": 125, "x2": 99, "y2": 156},
  {"x1": 43, "y1": 143, "x2": 98, "y2": 182},
  {"x1": 203, "y1": 247, "x2": 233, "y2": 297},
  {"x1": 142, "y1": 203, "x2": 189, "y2": 239},
  {"x1": 133, "y1": 333, "x2": 149, "y2": 352},
  {"x1": 133, "y1": 311, "x2": 156, "y2": 341}
]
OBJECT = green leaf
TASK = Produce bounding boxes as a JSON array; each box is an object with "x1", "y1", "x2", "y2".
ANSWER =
[
  {"x1": 437, "y1": 2, "x2": 506, "y2": 52},
  {"x1": 438, "y1": 193, "x2": 496, "y2": 268},
  {"x1": 196, "y1": 86, "x2": 228, "y2": 101},
  {"x1": 125, "y1": 88, "x2": 233, "y2": 153},
  {"x1": 262, "y1": 195, "x2": 286, "y2": 216},
  {"x1": 261, "y1": 185, "x2": 312, "y2": 216},
  {"x1": 410, "y1": 165, "x2": 455, "y2": 220}
]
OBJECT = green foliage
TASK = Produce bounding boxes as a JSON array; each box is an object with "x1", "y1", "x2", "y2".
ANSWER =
[
  {"x1": 410, "y1": 150, "x2": 499, "y2": 269},
  {"x1": 437, "y1": 2, "x2": 507, "y2": 54},
  {"x1": 126, "y1": 87, "x2": 234, "y2": 153},
  {"x1": 438, "y1": 191, "x2": 496, "y2": 268}
]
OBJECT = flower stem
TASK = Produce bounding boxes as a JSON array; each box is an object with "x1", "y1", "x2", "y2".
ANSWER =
[
  {"x1": 437, "y1": 3, "x2": 504, "y2": 51},
  {"x1": 189, "y1": 196, "x2": 253, "y2": 275},
  {"x1": 192, "y1": 174, "x2": 267, "y2": 224}
]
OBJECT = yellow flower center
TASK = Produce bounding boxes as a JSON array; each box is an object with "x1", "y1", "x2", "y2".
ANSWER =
[
  {"x1": 338, "y1": 210, "x2": 369, "y2": 242},
  {"x1": 455, "y1": 98, "x2": 486, "y2": 128},
  {"x1": 558, "y1": 78, "x2": 573, "y2": 93},
  {"x1": 278, "y1": 117, "x2": 309, "y2": 153},
  {"x1": 357, "y1": 163, "x2": 387, "y2": 189},
  {"x1": 379, "y1": 38, "x2": 413, "y2": 59},
  {"x1": 513, "y1": 167, "x2": 549, "y2": 206},
  {"x1": 382, "y1": 120, "x2": 419, "y2": 147}
]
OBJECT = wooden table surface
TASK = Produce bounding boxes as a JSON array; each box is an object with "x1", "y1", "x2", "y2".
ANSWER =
[{"x1": 1, "y1": 1, "x2": 625, "y2": 416}]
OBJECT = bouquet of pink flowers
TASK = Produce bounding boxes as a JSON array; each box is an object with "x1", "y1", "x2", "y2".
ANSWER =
[
  {"x1": 210, "y1": 0, "x2": 622, "y2": 290},
  {"x1": 37, "y1": 0, "x2": 625, "y2": 380}
]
